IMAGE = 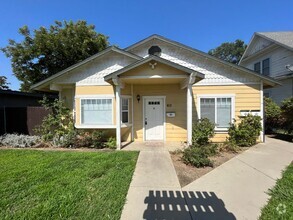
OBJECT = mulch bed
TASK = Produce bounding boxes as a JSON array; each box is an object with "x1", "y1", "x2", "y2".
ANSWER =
[{"x1": 171, "y1": 148, "x2": 248, "y2": 187}]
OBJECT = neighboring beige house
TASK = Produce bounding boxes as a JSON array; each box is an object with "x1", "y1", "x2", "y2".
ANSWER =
[
  {"x1": 239, "y1": 31, "x2": 293, "y2": 104},
  {"x1": 32, "y1": 35, "x2": 280, "y2": 148}
]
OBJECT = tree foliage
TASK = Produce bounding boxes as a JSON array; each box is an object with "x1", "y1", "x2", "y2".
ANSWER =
[
  {"x1": 227, "y1": 115, "x2": 262, "y2": 147},
  {"x1": 0, "y1": 76, "x2": 10, "y2": 90},
  {"x1": 264, "y1": 97, "x2": 282, "y2": 132},
  {"x1": 1, "y1": 20, "x2": 109, "y2": 91},
  {"x1": 280, "y1": 97, "x2": 293, "y2": 134},
  {"x1": 208, "y1": 39, "x2": 247, "y2": 64}
]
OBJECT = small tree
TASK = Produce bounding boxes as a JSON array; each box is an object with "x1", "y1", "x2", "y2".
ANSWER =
[
  {"x1": 280, "y1": 97, "x2": 293, "y2": 134},
  {"x1": 35, "y1": 97, "x2": 74, "y2": 142},
  {"x1": 192, "y1": 118, "x2": 215, "y2": 146},
  {"x1": 264, "y1": 97, "x2": 281, "y2": 133},
  {"x1": 227, "y1": 115, "x2": 262, "y2": 147}
]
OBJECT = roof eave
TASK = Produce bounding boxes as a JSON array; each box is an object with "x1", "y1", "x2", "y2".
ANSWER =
[
  {"x1": 104, "y1": 55, "x2": 205, "y2": 82},
  {"x1": 31, "y1": 46, "x2": 142, "y2": 91}
]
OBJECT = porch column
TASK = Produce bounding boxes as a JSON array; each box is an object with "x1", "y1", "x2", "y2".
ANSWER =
[
  {"x1": 187, "y1": 84, "x2": 193, "y2": 144},
  {"x1": 115, "y1": 84, "x2": 121, "y2": 149},
  {"x1": 260, "y1": 80, "x2": 264, "y2": 142}
]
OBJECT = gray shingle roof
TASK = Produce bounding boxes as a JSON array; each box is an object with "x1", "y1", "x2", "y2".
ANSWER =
[{"x1": 256, "y1": 31, "x2": 293, "y2": 49}]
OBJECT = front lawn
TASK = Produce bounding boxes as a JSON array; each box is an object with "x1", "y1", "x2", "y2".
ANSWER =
[
  {"x1": 0, "y1": 149, "x2": 138, "y2": 220},
  {"x1": 259, "y1": 163, "x2": 293, "y2": 219}
]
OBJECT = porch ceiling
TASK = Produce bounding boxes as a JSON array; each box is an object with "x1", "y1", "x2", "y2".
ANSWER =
[{"x1": 121, "y1": 77, "x2": 186, "y2": 85}]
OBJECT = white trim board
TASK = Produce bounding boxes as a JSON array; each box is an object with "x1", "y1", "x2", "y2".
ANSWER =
[
  {"x1": 75, "y1": 94, "x2": 115, "y2": 98},
  {"x1": 197, "y1": 95, "x2": 236, "y2": 131},
  {"x1": 79, "y1": 97, "x2": 114, "y2": 127}
]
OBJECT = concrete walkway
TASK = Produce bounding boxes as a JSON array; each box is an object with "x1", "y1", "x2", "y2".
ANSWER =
[
  {"x1": 183, "y1": 137, "x2": 293, "y2": 220},
  {"x1": 120, "y1": 137, "x2": 292, "y2": 220}
]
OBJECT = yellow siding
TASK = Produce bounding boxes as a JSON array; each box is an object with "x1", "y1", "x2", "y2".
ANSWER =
[
  {"x1": 76, "y1": 85, "x2": 114, "y2": 95},
  {"x1": 193, "y1": 84, "x2": 261, "y2": 142},
  {"x1": 75, "y1": 85, "x2": 116, "y2": 125},
  {"x1": 133, "y1": 84, "x2": 187, "y2": 141},
  {"x1": 72, "y1": 83, "x2": 260, "y2": 143}
]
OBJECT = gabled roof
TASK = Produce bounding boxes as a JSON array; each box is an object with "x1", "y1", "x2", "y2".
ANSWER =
[
  {"x1": 125, "y1": 34, "x2": 281, "y2": 87},
  {"x1": 256, "y1": 31, "x2": 293, "y2": 50},
  {"x1": 240, "y1": 31, "x2": 293, "y2": 63},
  {"x1": 31, "y1": 46, "x2": 142, "y2": 90},
  {"x1": 104, "y1": 55, "x2": 205, "y2": 81},
  {"x1": 32, "y1": 34, "x2": 281, "y2": 91}
]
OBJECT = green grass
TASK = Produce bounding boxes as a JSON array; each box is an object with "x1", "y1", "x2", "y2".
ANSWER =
[
  {"x1": 0, "y1": 149, "x2": 138, "y2": 220},
  {"x1": 259, "y1": 163, "x2": 293, "y2": 220}
]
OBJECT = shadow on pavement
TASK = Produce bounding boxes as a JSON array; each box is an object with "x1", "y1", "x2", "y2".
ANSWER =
[{"x1": 143, "y1": 190, "x2": 235, "y2": 220}]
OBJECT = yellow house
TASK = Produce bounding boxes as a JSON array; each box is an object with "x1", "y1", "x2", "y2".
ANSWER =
[{"x1": 32, "y1": 35, "x2": 280, "y2": 149}]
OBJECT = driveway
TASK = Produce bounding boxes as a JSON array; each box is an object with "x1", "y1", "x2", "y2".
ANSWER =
[{"x1": 120, "y1": 137, "x2": 293, "y2": 220}]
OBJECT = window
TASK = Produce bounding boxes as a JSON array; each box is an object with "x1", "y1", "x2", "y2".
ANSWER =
[
  {"x1": 262, "y1": 58, "x2": 270, "y2": 76},
  {"x1": 81, "y1": 99, "x2": 112, "y2": 125},
  {"x1": 254, "y1": 62, "x2": 261, "y2": 73},
  {"x1": 254, "y1": 58, "x2": 270, "y2": 75},
  {"x1": 122, "y1": 98, "x2": 129, "y2": 123},
  {"x1": 199, "y1": 97, "x2": 233, "y2": 129}
]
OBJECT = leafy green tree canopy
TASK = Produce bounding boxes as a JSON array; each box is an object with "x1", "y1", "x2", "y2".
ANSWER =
[
  {"x1": 0, "y1": 76, "x2": 10, "y2": 90},
  {"x1": 1, "y1": 20, "x2": 109, "y2": 91},
  {"x1": 208, "y1": 39, "x2": 247, "y2": 64}
]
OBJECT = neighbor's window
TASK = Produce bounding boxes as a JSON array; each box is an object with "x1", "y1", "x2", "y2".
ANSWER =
[
  {"x1": 200, "y1": 97, "x2": 232, "y2": 129},
  {"x1": 254, "y1": 62, "x2": 261, "y2": 73},
  {"x1": 262, "y1": 58, "x2": 270, "y2": 76},
  {"x1": 122, "y1": 98, "x2": 129, "y2": 123},
  {"x1": 81, "y1": 99, "x2": 112, "y2": 125}
]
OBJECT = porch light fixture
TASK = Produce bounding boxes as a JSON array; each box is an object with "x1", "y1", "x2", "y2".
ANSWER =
[{"x1": 136, "y1": 94, "x2": 141, "y2": 103}]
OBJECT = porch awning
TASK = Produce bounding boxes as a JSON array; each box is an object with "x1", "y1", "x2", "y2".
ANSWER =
[{"x1": 104, "y1": 55, "x2": 205, "y2": 87}]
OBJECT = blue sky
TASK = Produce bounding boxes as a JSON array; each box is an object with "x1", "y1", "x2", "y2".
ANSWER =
[{"x1": 1, "y1": 0, "x2": 292, "y2": 90}]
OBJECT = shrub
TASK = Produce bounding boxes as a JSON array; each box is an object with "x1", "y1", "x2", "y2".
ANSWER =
[
  {"x1": 65, "y1": 130, "x2": 105, "y2": 149},
  {"x1": 264, "y1": 97, "x2": 281, "y2": 133},
  {"x1": 0, "y1": 134, "x2": 40, "y2": 148},
  {"x1": 280, "y1": 97, "x2": 293, "y2": 134},
  {"x1": 105, "y1": 137, "x2": 116, "y2": 149},
  {"x1": 35, "y1": 97, "x2": 75, "y2": 142},
  {"x1": 202, "y1": 143, "x2": 218, "y2": 156},
  {"x1": 227, "y1": 114, "x2": 262, "y2": 147},
  {"x1": 52, "y1": 130, "x2": 77, "y2": 148},
  {"x1": 90, "y1": 131, "x2": 105, "y2": 148},
  {"x1": 182, "y1": 147, "x2": 213, "y2": 168},
  {"x1": 192, "y1": 118, "x2": 215, "y2": 146},
  {"x1": 219, "y1": 142, "x2": 240, "y2": 153}
]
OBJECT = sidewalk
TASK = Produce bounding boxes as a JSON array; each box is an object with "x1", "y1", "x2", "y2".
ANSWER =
[
  {"x1": 120, "y1": 137, "x2": 292, "y2": 220},
  {"x1": 183, "y1": 137, "x2": 293, "y2": 219},
  {"x1": 120, "y1": 148, "x2": 191, "y2": 220}
]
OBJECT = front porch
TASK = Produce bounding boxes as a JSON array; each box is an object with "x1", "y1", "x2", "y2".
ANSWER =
[{"x1": 104, "y1": 55, "x2": 204, "y2": 149}]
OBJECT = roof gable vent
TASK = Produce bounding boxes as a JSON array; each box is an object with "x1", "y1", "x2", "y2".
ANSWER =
[{"x1": 148, "y1": 46, "x2": 161, "y2": 56}]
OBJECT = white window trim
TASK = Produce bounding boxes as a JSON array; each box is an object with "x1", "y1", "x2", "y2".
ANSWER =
[
  {"x1": 79, "y1": 97, "x2": 114, "y2": 126},
  {"x1": 197, "y1": 94, "x2": 235, "y2": 131},
  {"x1": 121, "y1": 97, "x2": 130, "y2": 124}
]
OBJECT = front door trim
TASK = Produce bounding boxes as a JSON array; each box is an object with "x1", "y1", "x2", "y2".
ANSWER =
[{"x1": 142, "y1": 96, "x2": 166, "y2": 142}]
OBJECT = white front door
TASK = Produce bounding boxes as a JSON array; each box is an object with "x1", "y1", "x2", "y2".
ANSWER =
[{"x1": 144, "y1": 97, "x2": 164, "y2": 141}]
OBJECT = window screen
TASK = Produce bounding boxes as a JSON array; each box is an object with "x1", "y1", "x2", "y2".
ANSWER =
[
  {"x1": 200, "y1": 98, "x2": 215, "y2": 124},
  {"x1": 254, "y1": 62, "x2": 261, "y2": 73},
  {"x1": 262, "y1": 58, "x2": 270, "y2": 76},
  {"x1": 81, "y1": 99, "x2": 112, "y2": 124}
]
